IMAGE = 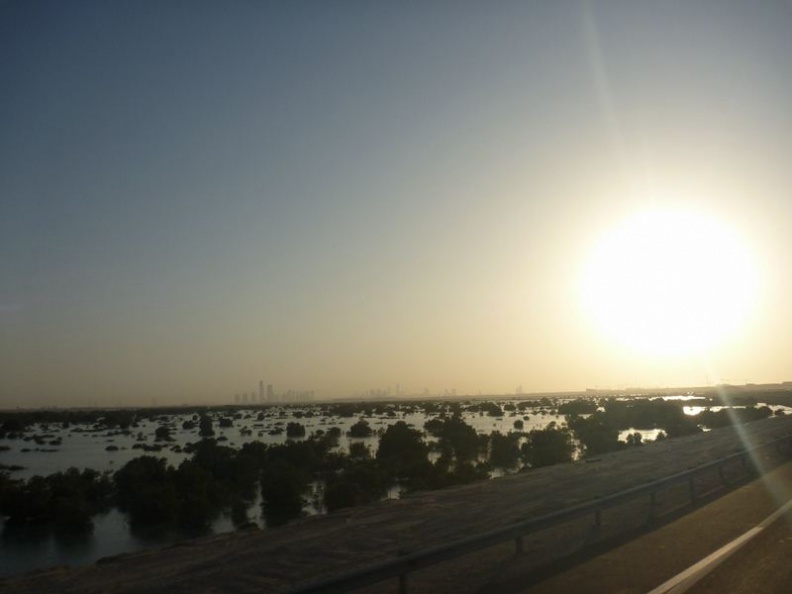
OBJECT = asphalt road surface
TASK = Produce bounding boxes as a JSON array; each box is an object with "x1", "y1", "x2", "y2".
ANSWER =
[
  {"x1": 510, "y1": 461, "x2": 792, "y2": 594},
  {"x1": 683, "y1": 503, "x2": 792, "y2": 594}
]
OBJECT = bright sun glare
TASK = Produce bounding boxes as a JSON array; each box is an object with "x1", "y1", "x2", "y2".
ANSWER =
[{"x1": 580, "y1": 208, "x2": 759, "y2": 358}]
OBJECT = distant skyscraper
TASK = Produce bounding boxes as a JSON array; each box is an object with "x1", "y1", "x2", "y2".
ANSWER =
[
  {"x1": 267, "y1": 384, "x2": 274, "y2": 401},
  {"x1": 259, "y1": 380, "x2": 264, "y2": 402}
]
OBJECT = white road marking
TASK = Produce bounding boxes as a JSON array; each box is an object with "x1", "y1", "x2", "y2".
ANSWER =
[{"x1": 646, "y1": 498, "x2": 792, "y2": 594}]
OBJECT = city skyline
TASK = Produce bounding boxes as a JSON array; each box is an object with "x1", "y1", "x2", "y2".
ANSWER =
[{"x1": 3, "y1": 2, "x2": 792, "y2": 408}]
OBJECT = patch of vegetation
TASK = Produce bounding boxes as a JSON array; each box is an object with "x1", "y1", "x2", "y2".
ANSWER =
[
  {"x1": 521, "y1": 425, "x2": 574, "y2": 468},
  {"x1": 376, "y1": 421, "x2": 431, "y2": 488},
  {"x1": 0, "y1": 468, "x2": 112, "y2": 534},
  {"x1": 558, "y1": 399, "x2": 598, "y2": 415},
  {"x1": 488, "y1": 431, "x2": 521, "y2": 468},
  {"x1": 285, "y1": 422, "x2": 306, "y2": 438},
  {"x1": 347, "y1": 419, "x2": 373, "y2": 438},
  {"x1": 0, "y1": 394, "x2": 783, "y2": 538},
  {"x1": 695, "y1": 406, "x2": 772, "y2": 429}
]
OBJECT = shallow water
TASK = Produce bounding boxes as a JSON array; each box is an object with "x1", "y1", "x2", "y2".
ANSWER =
[
  {"x1": 1, "y1": 399, "x2": 785, "y2": 576},
  {"x1": 0, "y1": 403, "x2": 556, "y2": 576}
]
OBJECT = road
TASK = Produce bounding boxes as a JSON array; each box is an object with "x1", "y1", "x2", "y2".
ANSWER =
[
  {"x1": 683, "y1": 502, "x2": 792, "y2": 594},
  {"x1": 506, "y1": 461, "x2": 792, "y2": 594}
]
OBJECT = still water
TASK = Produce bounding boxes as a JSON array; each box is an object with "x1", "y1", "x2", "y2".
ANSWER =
[
  {"x1": 1, "y1": 399, "x2": 785, "y2": 576},
  {"x1": 0, "y1": 403, "x2": 564, "y2": 576}
]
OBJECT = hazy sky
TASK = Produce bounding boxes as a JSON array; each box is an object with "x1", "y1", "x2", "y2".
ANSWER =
[{"x1": 2, "y1": 1, "x2": 792, "y2": 407}]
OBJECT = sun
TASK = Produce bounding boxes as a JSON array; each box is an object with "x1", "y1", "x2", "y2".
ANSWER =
[{"x1": 580, "y1": 208, "x2": 759, "y2": 358}]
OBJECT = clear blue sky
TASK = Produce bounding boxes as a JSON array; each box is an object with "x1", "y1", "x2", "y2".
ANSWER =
[{"x1": 2, "y1": 1, "x2": 792, "y2": 407}]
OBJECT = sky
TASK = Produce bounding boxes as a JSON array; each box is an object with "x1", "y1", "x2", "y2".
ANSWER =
[{"x1": 2, "y1": 1, "x2": 792, "y2": 407}]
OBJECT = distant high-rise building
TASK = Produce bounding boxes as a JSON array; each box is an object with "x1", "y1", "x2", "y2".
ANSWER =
[
  {"x1": 259, "y1": 380, "x2": 264, "y2": 402},
  {"x1": 267, "y1": 384, "x2": 274, "y2": 400}
]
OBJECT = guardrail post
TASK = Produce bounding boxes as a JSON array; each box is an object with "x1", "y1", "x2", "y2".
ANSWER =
[
  {"x1": 399, "y1": 572, "x2": 408, "y2": 594},
  {"x1": 718, "y1": 463, "x2": 728, "y2": 486},
  {"x1": 647, "y1": 490, "x2": 657, "y2": 523},
  {"x1": 397, "y1": 550, "x2": 409, "y2": 594},
  {"x1": 593, "y1": 508, "x2": 602, "y2": 532}
]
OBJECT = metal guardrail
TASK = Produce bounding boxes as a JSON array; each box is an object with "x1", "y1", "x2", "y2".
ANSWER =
[{"x1": 288, "y1": 434, "x2": 792, "y2": 594}]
